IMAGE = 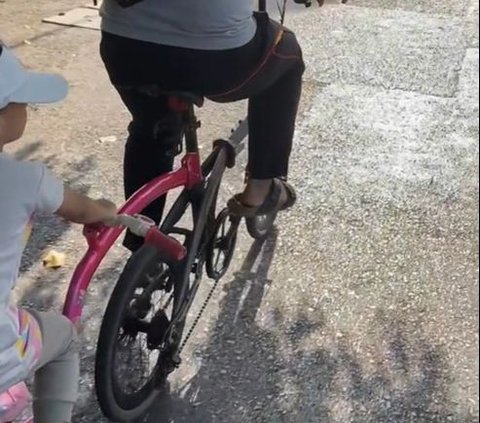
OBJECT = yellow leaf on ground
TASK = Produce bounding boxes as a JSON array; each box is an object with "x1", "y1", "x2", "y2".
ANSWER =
[{"x1": 42, "y1": 250, "x2": 66, "y2": 269}]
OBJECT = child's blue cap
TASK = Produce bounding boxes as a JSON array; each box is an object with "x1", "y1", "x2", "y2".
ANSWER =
[{"x1": 0, "y1": 45, "x2": 68, "y2": 110}]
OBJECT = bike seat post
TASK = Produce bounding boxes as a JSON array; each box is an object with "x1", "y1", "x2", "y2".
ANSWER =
[
  {"x1": 167, "y1": 96, "x2": 200, "y2": 154},
  {"x1": 184, "y1": 103, "x2": 200, "y2": 154}
]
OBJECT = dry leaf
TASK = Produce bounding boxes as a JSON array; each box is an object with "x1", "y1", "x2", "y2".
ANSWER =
[{"x1": 42, "y1": 250, "x2": 66, "y2": 269}]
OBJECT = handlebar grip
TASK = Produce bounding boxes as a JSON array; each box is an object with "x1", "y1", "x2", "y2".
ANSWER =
[{"x1": 144, "y1": 227, "x2": 187, "y2": 262}]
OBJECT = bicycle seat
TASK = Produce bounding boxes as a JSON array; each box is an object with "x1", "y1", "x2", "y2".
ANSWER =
[{"x1": 163, "y1": 91, "x2": 205, "y2": 108}]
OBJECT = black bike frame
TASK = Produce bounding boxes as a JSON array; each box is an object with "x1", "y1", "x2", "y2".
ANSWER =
[
  {"x1": 159, "y1": 0, "x2": 287, "y2": 361},
  {"x1": 158, "y1": 105, "x2": 237, "y2": 353}
]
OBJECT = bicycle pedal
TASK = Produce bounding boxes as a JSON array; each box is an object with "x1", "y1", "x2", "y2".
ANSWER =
[{"x1": 147, "y1": 310, "x2": 170, "y2": 348}]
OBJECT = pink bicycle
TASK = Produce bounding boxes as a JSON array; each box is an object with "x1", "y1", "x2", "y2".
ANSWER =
[
  {"x1": 0, "y1": 92, "x2": 271, "y2": 423},
  {"x1": 63, "y1": 90, "x2": 276, "y2": 422},
  {"x1": 0, "y1": 93, "x2": 271, "y2": 423}
]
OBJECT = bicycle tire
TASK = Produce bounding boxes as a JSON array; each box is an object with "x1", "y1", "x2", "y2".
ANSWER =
[
  {"x1": 95, "y1": 246, "x2": 170, "y2": 422},
  {"x1": 95, "y1": 188, "x2": 193, "y2": 422}
]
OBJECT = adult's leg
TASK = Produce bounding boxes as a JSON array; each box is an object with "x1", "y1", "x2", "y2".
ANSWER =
[
  {"x1": 238, "y1": 67, "x2": 303, "y2": 207},
  {"x1": 117, "y1": 90, "x2": 177, "y2": 250},
  {"x1": 248, "y1": 50, "x2": 304, "y2": 179},
  {"x1": 210, "y1": 22, "x2": 305, "y2": 208},
  {"x1": 101, "y1": 38, "x2": 178, "y2": 250}
]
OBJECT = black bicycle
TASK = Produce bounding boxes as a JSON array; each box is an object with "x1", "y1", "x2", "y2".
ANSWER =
[{"x1": 93, "y1": 1, "x2": 316, "y2": 421}]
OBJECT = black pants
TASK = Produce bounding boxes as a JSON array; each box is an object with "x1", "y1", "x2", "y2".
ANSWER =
[{"x1": 100, "y1": 13, "x2": 305, "y2": 249}]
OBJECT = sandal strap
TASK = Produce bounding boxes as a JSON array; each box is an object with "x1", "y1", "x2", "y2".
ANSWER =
[
  {"x1": 257, "y1": 179, "x2": 283, "y2": 215},
  {"x1": 279, "y1": 180, "x2": 297, "y2": 211},
  {"x1": 228, "y1": 179, "x2": 297, "y2": 218},
  {"x1": 227, "y1": 194, "x2": 259, "y2": 218}
]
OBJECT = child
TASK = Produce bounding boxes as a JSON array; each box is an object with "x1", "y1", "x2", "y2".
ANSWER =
[{"x1": 0, "y1": 45, "x2": 118, "y2": 422}]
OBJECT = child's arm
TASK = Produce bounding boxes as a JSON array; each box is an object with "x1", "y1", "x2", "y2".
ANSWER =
[{"x1": 56, "y1": 188, "x2": 118, "y2": 225}]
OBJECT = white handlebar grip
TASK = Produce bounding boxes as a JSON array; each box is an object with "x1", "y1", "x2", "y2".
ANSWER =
[{"x1": 115, "y1": 214, "x2": 155, "y2": 237}]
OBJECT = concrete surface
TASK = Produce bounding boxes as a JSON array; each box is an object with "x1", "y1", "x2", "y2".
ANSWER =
[{"x1": 0, "y1": 0, "x2": 478, "y2": 422}]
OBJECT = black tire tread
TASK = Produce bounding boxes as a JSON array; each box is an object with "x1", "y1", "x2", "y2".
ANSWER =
[{"x1": 95, "y1": 246, "x2": 162, "y2": 422}]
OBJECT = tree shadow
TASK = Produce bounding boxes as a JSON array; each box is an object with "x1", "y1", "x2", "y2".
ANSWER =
[
  {"x1": 136, "y1": 234, "x2": 477, "y2": 423},
  {"x1": 278, "y1": 313, "x2": 470, "y2": 423}
]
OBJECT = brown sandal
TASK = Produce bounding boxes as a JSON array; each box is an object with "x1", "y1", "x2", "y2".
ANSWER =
[{"x1": 227, "y1": 178, "x2": 297, "y2": 218}]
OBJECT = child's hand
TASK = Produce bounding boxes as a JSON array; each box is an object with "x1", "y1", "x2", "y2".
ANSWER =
[
  {"x1": 95, "y1": 198, "x2": 119, "y2": 226},
  {"x1": 57, "y1": 189, "x2": 119, "y2": 226}
]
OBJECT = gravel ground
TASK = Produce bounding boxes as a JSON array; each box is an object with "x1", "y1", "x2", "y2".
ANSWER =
[{"x1": 1, "y1": 1, "x2": 478, "y2": 422}]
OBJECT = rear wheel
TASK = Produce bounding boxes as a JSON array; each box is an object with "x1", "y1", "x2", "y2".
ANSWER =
[
  {"x1": 95, "y1": 187, "x2": 194, "y2": 422},
  {"x1": 95, "y1": 147, "x2": 229, "y2": 422},
  {"x1": 95, "y1": 246, "x2": 177, "y2": 422}
]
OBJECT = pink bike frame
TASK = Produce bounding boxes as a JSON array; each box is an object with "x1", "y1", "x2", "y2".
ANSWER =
[{"x1": 62, "y1": 153, "x2": 202, "y2": 325}]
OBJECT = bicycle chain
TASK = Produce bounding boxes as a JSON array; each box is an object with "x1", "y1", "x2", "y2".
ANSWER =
[
  {"x1": 178, "y1": 273, "x2": 222, "y2": 354},
  {"x1": 177, "y1": 213, "x2": 240, "y2": 354}
]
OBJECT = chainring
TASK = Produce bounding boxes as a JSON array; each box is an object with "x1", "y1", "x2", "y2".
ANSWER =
[{"x1": 205, "y1": 208, "x2": 240, "y2": 280}]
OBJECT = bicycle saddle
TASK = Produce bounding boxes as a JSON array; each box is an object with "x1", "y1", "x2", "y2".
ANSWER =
[
  {"x1": 161, "y1": 91, "x2": 205, "y2": 108},
  {"x1": 133, "y1": 85, "x2": 205, "y2": 108}
]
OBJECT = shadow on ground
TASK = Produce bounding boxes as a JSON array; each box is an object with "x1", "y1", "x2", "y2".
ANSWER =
[
  {"x1": 131, "y1": 233, "x2": 475, "y2": 423},
  {"x1": 17, "y1": 177, "x2": 477, "y2": 422}
]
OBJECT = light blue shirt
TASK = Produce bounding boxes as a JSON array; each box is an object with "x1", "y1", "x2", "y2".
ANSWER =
[
  {"x1": 100, "y1": 0, "x2": 257, "y2": 50},
  {"x1": 0, "y1": 153, "x2": 64, "y2": 392}
]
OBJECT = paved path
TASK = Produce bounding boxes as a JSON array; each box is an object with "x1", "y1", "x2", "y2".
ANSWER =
[{"x1": 1, "y1": 1, "x2": 478, "y2": 422}]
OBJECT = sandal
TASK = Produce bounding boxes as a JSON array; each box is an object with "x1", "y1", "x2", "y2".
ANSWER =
[{"x1": 227, "y1": 178, "x2": 297, "y2": 218}]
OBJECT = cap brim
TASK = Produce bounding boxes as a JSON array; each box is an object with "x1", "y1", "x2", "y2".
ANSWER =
[{"x1": 10, "y1": 72, "x2": 68, "y2": 105}]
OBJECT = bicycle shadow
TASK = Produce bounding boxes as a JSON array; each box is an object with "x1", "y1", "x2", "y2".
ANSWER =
[
  {"x1": 145, "y1": 231, "x2": 280, "y2": 423},
  {"x1": 140, "y1": 232, "x2": 477, "y2": 423}
]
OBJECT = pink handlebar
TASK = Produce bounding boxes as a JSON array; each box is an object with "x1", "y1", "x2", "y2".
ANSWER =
[{"x1": 114, "y1": 214, "x2": 186, "y2": 262}]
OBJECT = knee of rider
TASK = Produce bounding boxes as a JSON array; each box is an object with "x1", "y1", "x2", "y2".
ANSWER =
[
  {"x1": 128, "y1": 119, "x2": 152, "y2": 139},
  {"x1": 51, "y1": 314, "x2": 79, "y2": 358}
]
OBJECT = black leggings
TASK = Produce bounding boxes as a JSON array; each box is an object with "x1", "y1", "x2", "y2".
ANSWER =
[{"x1": 100, "y1": 13, "x2": 304, "y2": 246}]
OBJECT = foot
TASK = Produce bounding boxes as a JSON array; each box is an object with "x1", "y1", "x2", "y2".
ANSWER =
[
  {"x1": 228, "y1": 178, "x2": 296, "y2": 217},
  {"x1": 240, "y1": 179, "x2": 288, "y2": 208}
]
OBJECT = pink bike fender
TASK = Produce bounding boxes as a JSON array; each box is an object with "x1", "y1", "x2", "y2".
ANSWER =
[{"x1": 62, "y1": 167, "x2": 191, "y2": 325}]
